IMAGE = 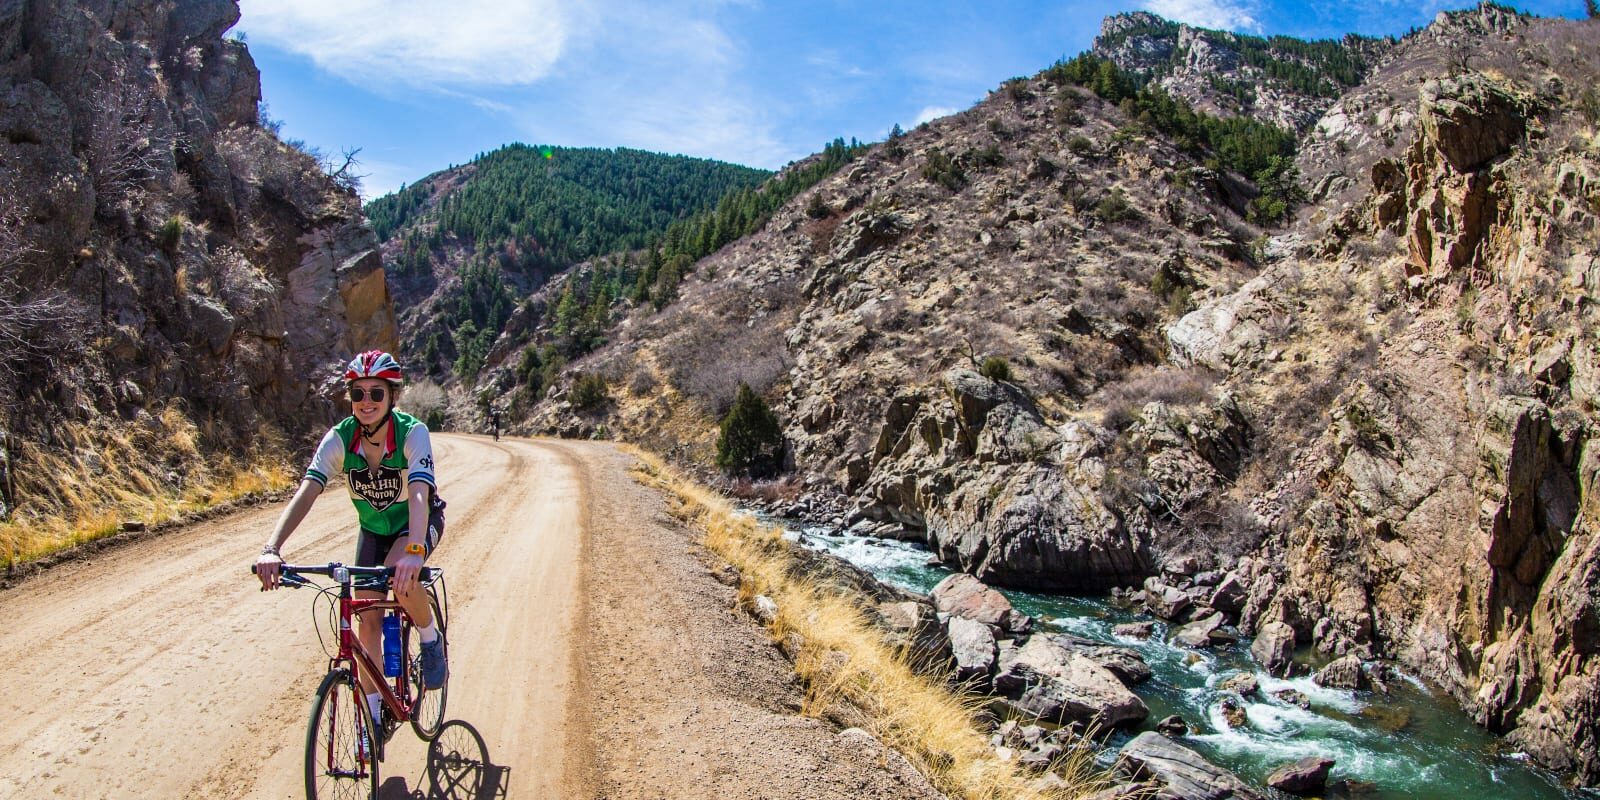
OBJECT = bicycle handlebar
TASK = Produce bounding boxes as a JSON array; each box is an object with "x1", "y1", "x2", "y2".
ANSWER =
[{"x1": 251, "y1": 562, "x2": 441, "y2": 584}]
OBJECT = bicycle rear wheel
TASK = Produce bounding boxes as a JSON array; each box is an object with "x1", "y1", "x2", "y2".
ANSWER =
[
  {"x1": 305, "y1": 668, "x2": 379, "y2": 800},
  {"x1": 407, "y1": 591, "x2": 449, "y2": 740}
]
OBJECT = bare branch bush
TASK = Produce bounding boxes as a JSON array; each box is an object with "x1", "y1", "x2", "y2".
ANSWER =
[
  {"x1": 322, "y1": 146, "x2": 366, "y2": 194},
  {"x1": 84, "y1": 60, "x2": 176, "y2": 219},
  {"x1": 0, "y1": 177, "x2": 83, "y2": 387}
]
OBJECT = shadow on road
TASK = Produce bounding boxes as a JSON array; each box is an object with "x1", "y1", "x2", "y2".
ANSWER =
[{"x1": 379, "y1": 720, "x2": 511, "y2": 800}]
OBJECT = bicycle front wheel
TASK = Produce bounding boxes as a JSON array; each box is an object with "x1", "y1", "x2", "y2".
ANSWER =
[
  {"x1": 305, "y1": 668, "x2": 379, "y2": 800},
  {"x1": 408, "y1": 591, "x2": 449, "y2": 740}
]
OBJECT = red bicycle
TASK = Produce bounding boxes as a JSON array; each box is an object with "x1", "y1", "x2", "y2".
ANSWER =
[{"x1": 257, "y1": 562, "x2": 450, "y2": 800}]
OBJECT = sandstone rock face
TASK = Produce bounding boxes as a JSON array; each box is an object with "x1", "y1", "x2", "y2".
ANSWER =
[
  {"x1": 1419, "y1": 74, "x2": 1527, "y2": 175},
  {"x1": 993, "y1": 636, "x2": 1149, "y2": 728},
  {"x1": 1119, "y1": 732, "x2": 1265, "y2": 800},
  {"x1": 862, "y1": 372, "x2": 1155, "y2": 591}
]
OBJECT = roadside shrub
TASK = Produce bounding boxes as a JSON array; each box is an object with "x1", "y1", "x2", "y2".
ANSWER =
[
  {"x1": 980, "y1": 356, "x2": 1013, "y2": 382},
  {"x1": 716, "y1": 382, "x2": 784, "y2": 478},
  {"x1": 570, "y1": 372, "x2": 609, "y2": 410}
]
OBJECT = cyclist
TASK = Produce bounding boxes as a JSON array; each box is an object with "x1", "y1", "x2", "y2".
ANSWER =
[{"x1": 255, "y1": 350, "x2": 448, "y2": 731}]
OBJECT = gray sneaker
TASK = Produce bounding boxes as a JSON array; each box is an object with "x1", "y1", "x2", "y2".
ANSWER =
[{"x1": 420, "y1": 637, "x2": 447, "y2": 689}]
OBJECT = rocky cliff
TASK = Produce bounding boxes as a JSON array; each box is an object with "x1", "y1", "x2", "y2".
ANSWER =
[
  {"x1": 0, "y1": 0, "x2": 393, "y2": 551},
  {"x1": 1093, "y1": 11, "x2": 1393, "y2": 132}
]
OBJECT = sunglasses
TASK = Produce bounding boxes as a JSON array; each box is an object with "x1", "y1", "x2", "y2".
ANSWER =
[{"x1": 348, "y1": 387, "x2": 387, "y2": 403}]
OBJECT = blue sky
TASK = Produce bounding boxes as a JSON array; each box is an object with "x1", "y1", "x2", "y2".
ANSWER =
[{"x1": 234, "y1": 0, "x2": 1589, "y2": 199}]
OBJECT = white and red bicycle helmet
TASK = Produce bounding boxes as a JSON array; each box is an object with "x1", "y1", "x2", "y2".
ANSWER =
[{"x1": 344, "y1": 350, "x2": 404, "y2": 384}]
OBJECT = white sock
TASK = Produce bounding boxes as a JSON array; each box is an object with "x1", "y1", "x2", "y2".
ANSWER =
[
  {"x1": 418, "y1": 621, "x2": 439, "y2": 644},
  {"x1": 366, "y1": 692, "x2": 382, "y2": 725}
]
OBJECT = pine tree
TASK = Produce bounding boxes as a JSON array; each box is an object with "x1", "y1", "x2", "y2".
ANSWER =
[
  {"x1": 1589, "y1": 0, "x2": 1599, "y2": 19},
  {"x1": 716, "y1": 383, "x2": 784, "y2": 478}
]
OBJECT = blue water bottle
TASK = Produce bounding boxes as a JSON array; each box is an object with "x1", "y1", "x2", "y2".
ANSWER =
[{"x1": 382, "y1": 612, "x2": 402, "y2": 677}]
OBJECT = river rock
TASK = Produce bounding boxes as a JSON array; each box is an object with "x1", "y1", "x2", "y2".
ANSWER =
[
  {"x1": 876, "y1": 601, "x2": 953, "y2": 672},
  {"x1": 1219, "y1": 673, "x2": 1259, "y2": 697},
  {"x1": 931, "y1": 573, "x2": 1032, "y2": 633},
  {"x1": 1313, "y1": 654, "x2": 1369, "y2": 690},
  {"x1": 1113, "y1": 621, "x2": 1156, "y2": 639},
  {"x1": 752, "y1": 595, "x2": 779, "y2": 625},
  {"x1": 1156, "y1": 715, "x2": 1189, "y2": 736},
  {"x1": 946, "y1": 615, "x2": 998, "y2": 683},
  {"x1": 1274, "y1": 688, "x2": 1310, "y2": 708},
  {"x1": 1251, "y1": 621, "x2": 1296, "y2": 676},
  {"x1": 1047, "y1": 634, "x2": 1153, "y2": 685},
  {"x1": 1172, "y1": 612, "x2": 1226, "y2": 648},
  {"x1": 1119, "y1": 732, "x2": 1265, "y2": 800},
  {"x1": 1208, "y1": 573, "x2": 1247, "y2": 615},
  {"x1": 1266, "y1": 757, "x2": 1335, "y2": 794},
  {"x1": 993, "y1": 636, "x2": 1149, "y2": 728},
  {"x1": 1219, "y1": 697, "x2": 1249, "y2": 729},
  {"x1": 1144, "y1": 577, "x2": 1194, "y2": 620}
]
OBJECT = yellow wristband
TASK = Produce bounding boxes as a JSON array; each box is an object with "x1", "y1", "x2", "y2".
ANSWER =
[{"x1": 404, "y1": 542, "x2": 426, "y2": 556}]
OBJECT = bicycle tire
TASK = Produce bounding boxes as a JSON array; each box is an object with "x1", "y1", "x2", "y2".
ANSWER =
[
  {"x1": 408, "y1": 592, "x2": 449, "y2": 741},
  {"x1": 305, "y1": 668, "x2": 379, "y2": 800}
]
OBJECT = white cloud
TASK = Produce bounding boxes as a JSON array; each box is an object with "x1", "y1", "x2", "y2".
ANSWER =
[
  {"x1": 238, "y1": 0, "x2": 573, "y2": 88},
  {"x1": 912, "y1": 106, "x2": 958, "y2": 127},
  {"x1": 1142, "y1": 0, "x2": 1262, "y2": 32}
]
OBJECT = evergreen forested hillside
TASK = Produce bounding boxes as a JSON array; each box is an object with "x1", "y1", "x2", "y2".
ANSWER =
[{"x1": 366, "y1": 144, "x2": 771, "y2": 277}]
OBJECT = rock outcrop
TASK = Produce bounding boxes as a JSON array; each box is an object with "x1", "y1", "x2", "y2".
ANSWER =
[{"x1": 0, "y1": 0, "x2": 391, "y2": 534}]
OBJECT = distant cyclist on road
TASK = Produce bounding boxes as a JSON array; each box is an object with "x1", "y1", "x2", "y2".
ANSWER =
[{"x1": 254, "y1": 350, "x2": 448, "y2": 729}]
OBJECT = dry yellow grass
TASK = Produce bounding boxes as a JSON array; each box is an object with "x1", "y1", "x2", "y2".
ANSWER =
[
  {"x1": 626, "y1": 446, "x2": 1114, "y2": 800},
  {"x1": 0, "y1": 406, "x2": 295, "y2": 568}
]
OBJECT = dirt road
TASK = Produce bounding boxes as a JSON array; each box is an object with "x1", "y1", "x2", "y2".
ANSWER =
[{"x1": 0, "y1": 435, "x2": 939, "y2": 799}]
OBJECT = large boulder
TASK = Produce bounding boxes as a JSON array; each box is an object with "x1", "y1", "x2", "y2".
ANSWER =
[
  {"x1": 1143, "y1": 577, "x2": 1194, "y2": 621},
  {"x1": 1312, "y1": 655, "x2": 1369, "y2": 690},
  {"x1": 875, "y1": 601, "x2": 952, "y2": 673},
  {"x1": 1266, "y1": 757, "x2": 1335, "y2": 794},
  {"x1": 1171, "y1": 612, "x2": 1227, "y2": 649},
  {"x1": 945, "y1": 616, "x2": 998, "y2": 683},
  {"x1": 993, "y1": 636, "x2": 1148, "y2": 728},
  {"x1": 1048, "y1": 634, "x2": 1152, "y2": 685},
  {"x1": 1251, "y1": 621, "x2": 1297, "y2": 677},
  {"x1": 1119, "y1": 732, "x2": 1264, "y2": 800},
  {"x1": 931, "y1": 573, "x2": 1031, "y2": 633}
]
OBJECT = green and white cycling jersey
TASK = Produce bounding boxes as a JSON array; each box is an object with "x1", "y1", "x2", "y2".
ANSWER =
[{"x1": 303, "y1": 410, "x2": 437, "y2": 536}]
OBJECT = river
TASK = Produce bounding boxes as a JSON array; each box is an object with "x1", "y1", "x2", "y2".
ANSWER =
[{"x1": 780, "y1": 523, "x2": 1591, "y2": 799}]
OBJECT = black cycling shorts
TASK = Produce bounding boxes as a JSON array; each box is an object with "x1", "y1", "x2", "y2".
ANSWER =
[{"x1": 355, "y1": 496, "x2": 446, "y2": 568}]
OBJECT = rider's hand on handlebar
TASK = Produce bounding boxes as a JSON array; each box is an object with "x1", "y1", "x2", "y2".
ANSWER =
[
  {"x1": 393, "y1": 552, "x2": 424, "y2": 594},
  {"x1": 256, "y1": 552, "x2": 284, "y2": 591}
]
